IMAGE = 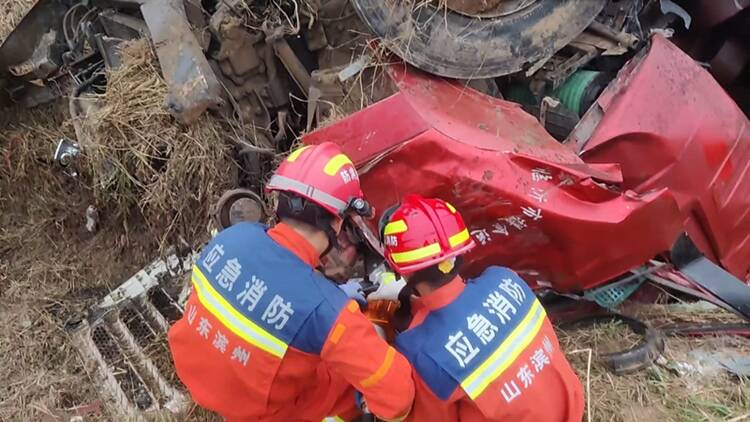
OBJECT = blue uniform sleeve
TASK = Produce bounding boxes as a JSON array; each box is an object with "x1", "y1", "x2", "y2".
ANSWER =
[{"x1": 289, "y1": 273, "x2": 349, "y2": 354}]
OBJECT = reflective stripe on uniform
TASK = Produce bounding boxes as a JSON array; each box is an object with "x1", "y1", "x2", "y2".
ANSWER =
[
  {"x1": 448, "y1": 228, "x2": 470, "y2": 247},
  {"x1": 192, "y1": 266, "x2": 288, "y2": 358},
  {"x1": 267, "y1": 174, "x2": 348, "y2": 213},
  {"x1": 360, "y1": 346, "x2": 396, "y2": 388},
  {"x1": 460, "y1": 300, "x2": 546, "y2": 399},
  {"x1": 383, "y1": 220, "x2": 408, "y2": 235},
  {"x1": 322, "y1": 416, "x2": 346, "y2": 422},
  {"x1": 389, "y1": 243, "x2": 441, "y2": 264},
  {"x1": 323, "y1": 154, "x2": 354, "y2": 176}
]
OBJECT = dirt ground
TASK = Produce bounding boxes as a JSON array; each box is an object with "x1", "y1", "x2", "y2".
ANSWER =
[{"x1": 1, "y1": 2, "x2": 750, "y2": 422}]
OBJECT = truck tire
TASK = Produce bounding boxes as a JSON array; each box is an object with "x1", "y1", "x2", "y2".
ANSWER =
[{"x1": 350, "y1": 0, "x2": 606, "y2": 78}]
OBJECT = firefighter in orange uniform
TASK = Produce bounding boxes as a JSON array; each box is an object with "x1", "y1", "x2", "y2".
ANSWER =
[
  {"x1": 168, "y1": 143, "x2": 415, "y2": 421},
  {"x1": 379, "y1": 194, "x2": 584, "y2": 421}
]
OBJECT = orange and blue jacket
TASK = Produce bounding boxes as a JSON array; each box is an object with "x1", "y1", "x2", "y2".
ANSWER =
[
  {"x1": 394, "y1": 267, "x2": 584, "y2": 421},
  {"x1": 168, "y1": 222, "x2": 414, "y2": 421}
]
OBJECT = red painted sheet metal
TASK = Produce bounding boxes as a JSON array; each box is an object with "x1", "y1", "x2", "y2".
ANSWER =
[
  {"x1": 573, "y1": 35, "x2": 750, "y2": 283},
  {"x1": 305, "y1": 65, "x2": 682, "y2": 292}
]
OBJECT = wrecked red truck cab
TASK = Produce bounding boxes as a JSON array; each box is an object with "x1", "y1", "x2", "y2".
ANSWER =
[
  {"x1": 305, "y1": 35, "x2": 749, "y2": 293},
  {"x1": 571, "y1": 35, "x2": 750, "y2": 284}
]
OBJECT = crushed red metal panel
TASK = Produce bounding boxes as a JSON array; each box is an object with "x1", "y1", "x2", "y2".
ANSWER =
[
  {"x1": 305, "y1": 65, "x2": 682, "y2": 293},
  {"x1": 572, "y1": 35, "x2": 750, "y2": 283}
]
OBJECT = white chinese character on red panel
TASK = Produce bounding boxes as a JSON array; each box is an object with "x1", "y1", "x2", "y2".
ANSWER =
[
  {"x1": 531, "y1": 348, "x2": 550, "y2": 373},
  {"x1": 202, "y1": 244, "x2": 224, "y2": 273},
  {"x1": 217, "y1": 258, "x2": 242, "y2": 291},
  {"x1": 348, "y1": 167, "x2": 358, "y2": 181},
  {"x1": 340, "y1": 170, "x2": 351, "y2": 184},
  {"x1": 528, "y1": 187, "x2": 548, "y2": 203},
  {"x1": 231, "y1": 346, "x2": 250, "y2": 366},
  {"x1": 521, "y1": 206, "x2": 543, "y2": 222},
  {"x1": 491, "y1": 223, "x2": 509, "y2": 237},
  {"x1": 505, "y1": 216, "x2": 527, "y2": 231},
  {"x1": 471, "y1": 229, "x2": 492, "y2": 246},
  {"x1": 542, "y1": 336, "x2": 554, "y2": 354},
  {"x1": 499, "y1": 278, "x2": 526, "y2": 306},
  {"x1": 197, "y1": 317, "x2": 212, "y2": 339},
  {"x1": 517, "y1": 364, "x2": 535, "y2": 389},
  {"x1": 445, "y1": 330, "x2": 480, "y2": 368},
  {"x1": 531, "y1": 168, "x2": 553, "y2": 183},
  {"x1": 500, "y1": 380, "x2": 522, "y2": 403},
  {"x1": 384, "y1": 235, "x2": 398, "y2": 247},
  {"x1": 186, "y1": 303, "x2": 197, "y2": 325},
  {"x1": 213, "y1": 330, "x2": 229, "y2": 353},
  {"x1": 236, "y1": 275, "x2": 268, "y2": 312},
  {"x1": 262, "y1": 295, "x2": 295, "y2": 330},
  {"x1": 483, "y1": 291, "x2": 517, "y2": 325},
  {"x1": 466, "y1": 313, "x2": 499, "y2": 345}
]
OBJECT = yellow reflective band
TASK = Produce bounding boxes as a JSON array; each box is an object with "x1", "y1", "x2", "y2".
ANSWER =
[
  {"x1": 322, "y1": 417, "x2": 345, "y2": 422},
  {"x1": 382, "y1": 272, "x2": 397, "y2": 285},
  {"x1": 448, "y1": 228, "x2": 470, "y2": 247},
  {"x1": 438, "y1": 259, "x2": 455, "y2": 274},
  {"x1": 323, "y1": 154, "x2": 353, "y2": 176},
  {"x1": 390, "y1": 243, "x2": 441, "y2": 264},
  {"x1": 192, "y1": 266, "x2": 288, "y2": 358},
  {"x1": 445, "y1": 202, "x2": 457, "y2": 213},
  {"x1": 287, "y1": 145, "x2": 311, "y2": 162},
  {"x1": 361, "y1": 347, "x2": 396, "y2": 388},
  {"x1": 383, "y1": 220, "x2": 408, "y2": 236},
  {"x1": 461, "y1": 301, "x2": 546, "y2": 399}
]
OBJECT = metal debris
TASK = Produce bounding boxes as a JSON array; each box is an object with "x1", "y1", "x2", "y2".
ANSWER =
[
  {"x1": 69, "y1": 252, "x2": 194, "y2": 419},
  {"x1": 140, "y1": 0, "x2": 223, "y2": 124}
]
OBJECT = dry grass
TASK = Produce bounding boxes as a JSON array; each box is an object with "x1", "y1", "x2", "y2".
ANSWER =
[
  {"x1": 77, "y1": 40, "x2": 234, "y2": 249},
  {"x1": 0, "y1": 0, "x2": 35, "y2": 43},
  {"x1": 560, "y1": 306, "x2": 750, "y2": 422},
  {"x1": 0, "y1": 101, "x2": 155, "y2": 420},
  {"x1": 0, "y1": 24, "x2": 233, "y2": 422}
]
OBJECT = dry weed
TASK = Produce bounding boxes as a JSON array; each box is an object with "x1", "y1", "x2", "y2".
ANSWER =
[
  {"x1": 78, "y1": 40, "x2": 234, "y2": 249},
  {"x1": 559, "y1": 312, "x2": 750, "y2": 422},
  {"x1": 0, "y1": 0, "x2": 35, "y2": 44},
  {"x1": 0, "y1": 99, "x2": 155, "y2": 421}
]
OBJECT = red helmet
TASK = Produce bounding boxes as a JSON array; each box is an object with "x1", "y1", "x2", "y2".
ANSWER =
[
  {"x1": 266, "y1": 142, "x2": 365, "y2": 217},
  {"x1": 382, "y1": 194, "x2": 475, "y2": 275}
]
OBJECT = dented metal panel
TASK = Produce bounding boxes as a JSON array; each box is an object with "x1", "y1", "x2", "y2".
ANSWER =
[
  {"x1": 573, "y1": 35, "x2": 750, "y2": 282},
  {"x1": 305, "y1": 65, "x2": 683, "y2": 292}
]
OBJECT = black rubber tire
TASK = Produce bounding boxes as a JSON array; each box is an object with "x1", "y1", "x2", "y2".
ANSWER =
[{"x1": 350, "y1": 0, "x2": 606, "y2": 79}]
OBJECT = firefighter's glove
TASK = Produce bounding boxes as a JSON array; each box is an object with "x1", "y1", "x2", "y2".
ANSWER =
[
  {"x1": 339, "y1": 279, "x2": 367, "y2": 307},
  {"x1": 367, "y1": 271, "x2": 407, "y2": 302}
]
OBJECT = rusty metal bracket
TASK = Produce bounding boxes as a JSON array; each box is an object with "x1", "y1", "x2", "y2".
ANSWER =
[
  {"x1": 140, "y1": 0, "x2": 223, "y2": 124},
  {"x1": 265, "y1": 25, "x2": 312, "y2": 97}
]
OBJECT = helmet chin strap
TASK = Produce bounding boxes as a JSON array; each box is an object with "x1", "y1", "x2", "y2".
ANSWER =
[
  {"x1": 320, "y1": 224, "x2": 339, "y2": 257},
  {"x1": 279, "y1": 192, "x2": 340, "y2": 258}
]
